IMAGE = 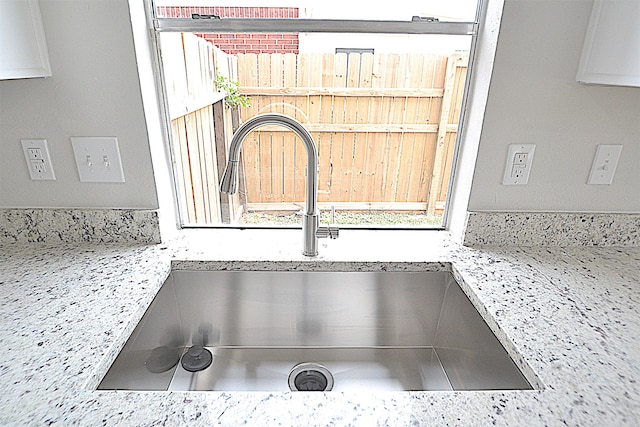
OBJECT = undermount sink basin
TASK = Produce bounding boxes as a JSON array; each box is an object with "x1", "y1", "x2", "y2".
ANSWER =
[{"x1": 98, "y1": 269, "x2": 533, "y2": 392}]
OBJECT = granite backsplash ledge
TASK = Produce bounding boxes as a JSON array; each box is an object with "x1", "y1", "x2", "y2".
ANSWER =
[
  {"x1": 3, "y1": 208, "x2": 637, "y2": 248},
  {"x1": 464, "y1": 212, "x2": 640, "y2": 247},
  {"x1": 0, "y1": 209, "x2": 161, "y2": 244}
]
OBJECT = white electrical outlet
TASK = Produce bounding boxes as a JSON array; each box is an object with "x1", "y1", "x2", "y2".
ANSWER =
[
  {"x1": 503, "y1": 144, "x2": 536, "y2": 185},
  {"x1": 71, "y1": 137, "x2": 125, "y2": 183},
  {"x1": 588, "y1": 144, "x2": 622, "y2": 185},
  {"x1": 21, "y1": 139, "x2": 56, "y2": 180}
]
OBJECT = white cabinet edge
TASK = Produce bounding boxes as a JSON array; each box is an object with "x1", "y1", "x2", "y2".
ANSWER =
[
  {"x1": 0, "y1": 0, "x2": 52, "y2": 80},
  {"x1": 576, "y1": 0, "x2": 640, "y2": 88}
]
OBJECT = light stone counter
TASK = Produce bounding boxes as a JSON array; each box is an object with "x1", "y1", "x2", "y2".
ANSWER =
[{"x1": 0, "y1": 229, "x2": 638, "y2": 426}]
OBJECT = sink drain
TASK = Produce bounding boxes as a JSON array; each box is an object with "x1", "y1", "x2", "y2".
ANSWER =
[{"x1": 288, "y1": 362, "x2": 334, "y2": 391}]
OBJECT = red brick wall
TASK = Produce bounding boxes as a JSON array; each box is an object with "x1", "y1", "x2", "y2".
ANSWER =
[{"x1": 157, "y1": 6, "x2": 299, "y2": 54}]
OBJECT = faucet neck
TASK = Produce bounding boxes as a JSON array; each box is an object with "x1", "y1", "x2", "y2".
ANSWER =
[
  {"x1": 225, "y1": 113, "x2": 319, "y2": 216},
  {"x1": 221, "y1": 113, "x2": 338, "y2": 257}
]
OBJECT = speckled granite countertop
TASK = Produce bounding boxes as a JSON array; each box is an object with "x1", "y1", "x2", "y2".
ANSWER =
[{"x1": 1, "y1": 230, "x2": 638, "y2": 426}]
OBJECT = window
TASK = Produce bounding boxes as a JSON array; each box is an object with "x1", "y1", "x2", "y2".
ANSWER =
[{"x1": 152, "y1": 0, "x2": 481, "y2": 229}]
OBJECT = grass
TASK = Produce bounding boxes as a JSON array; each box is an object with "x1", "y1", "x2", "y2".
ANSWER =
[{"x1": 239, "y1": 210, "x2": 443, "y2": 227}]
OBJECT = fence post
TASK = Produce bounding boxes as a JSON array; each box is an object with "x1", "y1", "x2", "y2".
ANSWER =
[
  {"x1": 213, "y1": 101, "x2": 231, "y2": 223},
  {"x1": 427, "y1": 54, "x2": 463, "y2": 216}
]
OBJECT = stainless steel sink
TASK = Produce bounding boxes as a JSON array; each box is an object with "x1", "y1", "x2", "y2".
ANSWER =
[{"x1": 98, "y1": 270, "x2": 533, "y2": 391}]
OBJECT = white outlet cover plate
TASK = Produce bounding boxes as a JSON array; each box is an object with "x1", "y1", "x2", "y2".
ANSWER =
[
  {"x1": 588, "y1": 144, "x2": 622, "y2": 185},
  {"x1": 21, "y1": 138, "x2": 56, "y2": 180},
  {"x1": 503, "y1": 143, "x2": 536, "y2": 185},
  {"x1": 71, "y1": 137, "x2": 125, "y2": 183}
]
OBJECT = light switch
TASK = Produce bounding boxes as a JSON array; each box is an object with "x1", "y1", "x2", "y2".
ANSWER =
[
  {"x1": 588, "y1": 145, "x2": 622, "y2": 185},
  {"x1": 71, "y1": 137, "x2": 125, "y2": 183}
]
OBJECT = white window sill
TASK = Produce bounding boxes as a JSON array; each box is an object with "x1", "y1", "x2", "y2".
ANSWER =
[{"x1": 170, "y1": 228, "x2": 457, "y2": 262}]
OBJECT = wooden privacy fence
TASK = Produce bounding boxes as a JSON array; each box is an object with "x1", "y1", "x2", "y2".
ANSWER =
[
  {"x1": 236, "y1": 52, "x2": 468, "y2": 215},
  {"x1": 163, "y1": 33, "x2": 242, "y2": 225},
  {"x1": 165, "y1": 32, "x2": 469, "y2": 224}
]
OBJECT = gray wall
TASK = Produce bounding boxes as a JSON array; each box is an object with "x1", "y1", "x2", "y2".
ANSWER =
[
  {"x1": 468, "y1": 0, "x2": 640, "y2": 213},
  {"x1": 0, "y1": 0, "x2": 158, "y2": 209}
]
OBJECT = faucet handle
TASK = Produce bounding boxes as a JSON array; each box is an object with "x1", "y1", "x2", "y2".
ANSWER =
[
  {"x1": 317, "y1": 206, "x2": 339, "y2": 239},
  {"x1": 316, "y1": 225, "x2": 339, "y2": 239}
]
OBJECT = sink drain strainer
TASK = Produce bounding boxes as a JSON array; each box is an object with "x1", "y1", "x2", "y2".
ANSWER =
[{"x1": 288, "y1": 362, "x2": 334, "y2": 391}]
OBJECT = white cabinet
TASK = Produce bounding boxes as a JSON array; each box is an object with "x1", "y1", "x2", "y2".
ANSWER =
[
  {"x1": 0, "y1": 0, "x2": 52, "y2": 80},
  {"x1": 576, "y1": 0, "x2": 640, "y2": 87}
]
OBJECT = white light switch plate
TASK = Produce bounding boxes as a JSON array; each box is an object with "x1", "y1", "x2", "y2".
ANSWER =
[
  {"x1": 588, "y1": 144, "x2": 622, "y2": 185},
  {"x1": 21, "y1": 139, "x2": 56, "y2": 180},
  {"x1": 71, "y1": 137, "x2": 125, "y2": 183}
]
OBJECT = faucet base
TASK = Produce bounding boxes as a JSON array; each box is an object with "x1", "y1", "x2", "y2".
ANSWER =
[{"x1": 302, "y1": 213, "x2": 319, "y2": 257}]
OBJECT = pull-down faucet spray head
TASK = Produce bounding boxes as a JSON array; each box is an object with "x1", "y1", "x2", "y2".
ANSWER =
[{"x1": 219, "y1": 160, "x2": 239, "y2": 194}]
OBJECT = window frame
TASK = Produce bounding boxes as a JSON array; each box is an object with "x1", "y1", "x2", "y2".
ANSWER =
[{"x1": 149, "y1": 1, "x2": 485, "y2": 231}]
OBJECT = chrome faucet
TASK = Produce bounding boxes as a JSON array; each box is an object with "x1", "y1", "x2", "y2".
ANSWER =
[{"x1": 220, "y1": 113, "x2": 338, "y2": 256}]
